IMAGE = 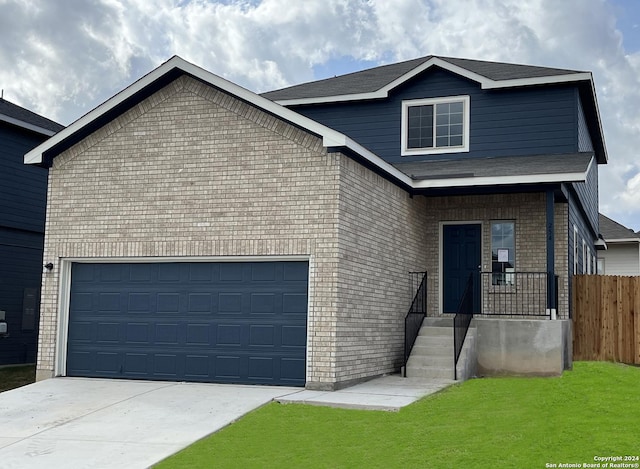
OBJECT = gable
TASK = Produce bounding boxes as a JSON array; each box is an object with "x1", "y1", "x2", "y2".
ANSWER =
[
  {"x1": 263, "y1": 56, "x2": 606, "y2": 165},
  {"x1": 291, "y1": 67, "x2": 582, "y2": 165}
]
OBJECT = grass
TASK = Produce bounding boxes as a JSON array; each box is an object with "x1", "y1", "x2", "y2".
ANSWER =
[
  {"x1": 156, "y1": 362, "x2": 640, "y2": 469},
  {"x1": 0, "y1": 364, "x2": 36, "y2": 392}
]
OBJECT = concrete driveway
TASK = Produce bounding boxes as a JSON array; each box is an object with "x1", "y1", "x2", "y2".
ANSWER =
[{"x1": 0, "y1": 377, "x2": 298, "y2": 469}]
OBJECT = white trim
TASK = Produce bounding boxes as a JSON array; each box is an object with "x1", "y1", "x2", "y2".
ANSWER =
[
  {"x1": 439, "y1": 221, "x2": 483, "y2": 314},
  {"x1": 602, "y1": 238, "x2": 640, "y2": 244},
  {"x1": 25, "y1": 56, "x2": 349, "y2": 165},
  {"x1": 412, "y1": 170, "x2": 587, "y2": 189},
  {"x1": 61, "y1": 254, "x2": 311, "y2": 264},
  {"x1": 23, "y1": 55, "x2": 593, "y2": 192},
  {"x1": 55, "y1": 260, "x2": 72, "y2": 377},
  {"x1": 273, "y1": 57, "x2": 593, "y2": 105},
  {"x1": 0, "y1": 114, "x2": 58, "y2": 137},
  {"x1": 400, "y1": 95, "x2": 470, "y2": 156},
  {"x1": 55, "y1": 255, "x2": 312, "y2": 378}
]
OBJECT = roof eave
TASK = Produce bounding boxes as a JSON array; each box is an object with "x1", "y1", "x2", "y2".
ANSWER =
[
  {"x1": 412, "y1": 171, "x2": 587, "y2": 190},
  {"x1": 25, "y1": 56, "x2": 358, "y2": 166},
  {"x1": 0, "y1": 113, "x2": 58, "y2": 137},
  {"x1": 273, "y1": 58, "x2": 594, "y2": 106}
]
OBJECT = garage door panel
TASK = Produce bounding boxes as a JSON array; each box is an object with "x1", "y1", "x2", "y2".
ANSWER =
[
  {"x1": 251, "y1": 293, "x2": 275, "y2": 314},
  {"x1": 128, "y1": 292, "x2": 151, "y2": 313},
  {"x1": 98, "y1": 292, "x2": 121, "y2": 312},
  {"x1": 218, "y1": 293, "x2": 242, "y2": 313},
  {"x1": 186, "y1": 324, "x2": 210, "y2": 345},
  {"x1": 249, "y1": 325, "x2": 275, "y2": 347},
  {"x1": 283, "y1": 293, "x2": 307, "y2": 314},
  {"x1": 157, "y1": 293, "x2": 180, "y2": 313},
  {"x1": 67, "y1": 261, "x2": 308, "y2": 386},
  {"x1": 280, "y1": 358, "x2": 305, "y2": 382},
  {"x1": 281, "y1": 325, "x2": 306, "y2": 347}
]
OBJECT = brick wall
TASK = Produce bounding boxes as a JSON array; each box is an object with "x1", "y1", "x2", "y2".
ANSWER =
[
  {"x1": 421, "y1": 193, "x2": 569, "y2": 318},
  {"x1": 36, "y1": 75, "x2": 428, "y2": 388},
  {"x1": 38, "y1": 76, "x2": 345, "y2": 385},
  {"x1": 333, "y1": 158, "x2": 428, "y2": 385}
]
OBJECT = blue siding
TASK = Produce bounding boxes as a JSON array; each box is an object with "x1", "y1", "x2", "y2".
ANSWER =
[
  {"x1": 0, "y1": 125, "x2": 49, "y2": 233},
  {"x1": 577, "y1": 95, "x2": 594, "y2": 152},
  {"x1": 292, "y1": 68, "x2": 580, "y2": 164},
  {"x1": 0, "y1": 228, "x2": 43, "y2": 365},
  {"x1": 0, "y1": 122, "x2": 50, "y2": 365},
  {"x1": 572, "y1": 160, "x2": 599, "y2": 233}
]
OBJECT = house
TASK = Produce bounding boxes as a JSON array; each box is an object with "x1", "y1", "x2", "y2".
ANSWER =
[
  {"x1": 0, "y1": 97, "x2": 64, "y2": 365},
  {"x1": 25, "y1": 55, "x2": 605, "y2": 389},
  {"x1": 597, "y1": 213, "x2": 640, "y2": 275}
]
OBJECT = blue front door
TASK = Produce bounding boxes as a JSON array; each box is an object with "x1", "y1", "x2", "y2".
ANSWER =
[{"x1": 443, "y1": 224, "x2": 481, "y2": 313}]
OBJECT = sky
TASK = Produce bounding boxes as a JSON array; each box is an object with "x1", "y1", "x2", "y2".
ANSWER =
[{"x1": 2, "y1": 0, "x2": 640, "y2": 231}]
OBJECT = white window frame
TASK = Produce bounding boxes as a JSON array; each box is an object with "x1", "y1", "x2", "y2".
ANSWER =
[
  {"x1": 582, "y1": 239, "x2": 587, "y2": 274},
  {"x1": 597, "y1": 257, "x2": 605, "y2": 275},
  {"x1": 401, "y1": 95, "x2": 470, "y2": 156},
  {"x1": 587, "y1": 246, "x2": 592, "y2": 274}
]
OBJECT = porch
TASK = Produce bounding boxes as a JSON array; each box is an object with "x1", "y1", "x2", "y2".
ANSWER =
[{"x1": 404, "y1": 270, "x2": 572, "y2": 381}]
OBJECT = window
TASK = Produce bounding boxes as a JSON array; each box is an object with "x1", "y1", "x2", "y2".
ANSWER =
[
  {"x1": 491, "y1": 221, "x2": 515, "y2": 285},
  {"x1": 573, "y1": 225, "x2": 578, "y2": 275},
  {"x1": 401, "y1": 96, "x2": 470, "y2": 155},
  {"x1": 597, "y1": 258, "x2": 605, "y2": 275}
]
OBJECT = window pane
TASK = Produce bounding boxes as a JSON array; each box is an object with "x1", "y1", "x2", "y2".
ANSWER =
[
  {"x1": 450, "y1": 101, "x2": 464, "y2": 113},
  {"x1": 450, "y1": 136, "x2": 463, "y2": 147},
  {"x1": 450, "y1": 112, "x2": 463, "y2": 125},
  {"x1": 435, "y1": 136, "x2": 449, "y2": 147},
  {"x1": 436, "y1": 125, "x2": 449, "y2": 137},
  {"x1": 436, "y1": 113, "x2": 449, "y2": 125},
  {"x1": 407, "y1": 105, "x2": 433, "y2": 149}
]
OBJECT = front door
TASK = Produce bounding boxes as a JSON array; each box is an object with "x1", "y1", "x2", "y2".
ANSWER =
[{"x1": 443, "y1": 224, "x2": 481, "y2": 313}]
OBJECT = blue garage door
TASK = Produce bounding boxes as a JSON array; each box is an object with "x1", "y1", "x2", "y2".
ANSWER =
[{"x1": 66, "y1": 261, "x2": 308, "y2": 386}]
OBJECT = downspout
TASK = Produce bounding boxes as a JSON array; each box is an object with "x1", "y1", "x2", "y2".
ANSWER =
[{"x1": 546, "y1": 189, "x2": 557, "y2": 319}]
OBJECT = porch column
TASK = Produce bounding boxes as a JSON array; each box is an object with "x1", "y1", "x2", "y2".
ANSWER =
[{"x1": 546, "y1": 189, "x2": 557, "y2": 317}]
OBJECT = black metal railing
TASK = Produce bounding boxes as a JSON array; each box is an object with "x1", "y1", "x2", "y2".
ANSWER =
[
  {"x1": 479, "y1": 271, "x2": 554, "y2": 317},
  {"x1": 404, "y1": 272, "x2": 427, "y2": 369},
  {"x1": 454, "y1": 272, "x2": 475, "y2": 380}
]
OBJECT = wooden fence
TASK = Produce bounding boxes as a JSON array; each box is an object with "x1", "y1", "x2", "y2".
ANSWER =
[{"x1": 573, "y1": 275, "x2": 640, "y2": 365}]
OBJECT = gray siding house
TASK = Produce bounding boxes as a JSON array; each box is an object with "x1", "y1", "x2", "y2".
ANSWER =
[
  {"x1": 25, "y1": 56, "x2": 605, "y2": 389},
  {"x1": 0, "y1": 98, "x2": 63, "y2": 366},
  {"x1": 597, "y1": 214, "x2": 640, "y2": 275}
]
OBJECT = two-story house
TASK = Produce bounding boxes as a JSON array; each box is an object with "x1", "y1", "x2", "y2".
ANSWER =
[
  {"x1": 25, "y1": 55, "x2": 604, "y2": 389},
  {"x1": 0, "y1": 98, "x2": 64, "y2": 365}
]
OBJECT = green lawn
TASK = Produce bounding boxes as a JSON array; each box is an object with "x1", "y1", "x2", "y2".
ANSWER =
[
  {"x1": 156, "y1": 362, "x2": 640, "y2": 469},
  {"x1": 0, "y1": 364, "x2": 36, "y2": 393}
]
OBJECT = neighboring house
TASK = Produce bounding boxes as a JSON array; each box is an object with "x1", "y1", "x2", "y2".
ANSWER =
[
  {"x1": 25, "y1": 55, "x2": 605, "y2": 389},
  {"x1": 597, "y1": 213, "x2": 640, "y2": 275},
  {"x1": 0, "y1": 98, "x2": 64, "y2": 365}
]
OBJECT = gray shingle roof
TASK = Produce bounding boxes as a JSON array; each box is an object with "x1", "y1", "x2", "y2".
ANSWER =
[
  {"x1": 0, "y1": 98, "x2": 64, "y2": 133},
  {"x1": 393, "y1": 153, "x2": 592, "y2": 181},
  {"x1": 261, "y1": 55, "x2": 584, "y2": 101},
  {"x1": 599, "y1": 213, "x2": 640, "y2": 240}
]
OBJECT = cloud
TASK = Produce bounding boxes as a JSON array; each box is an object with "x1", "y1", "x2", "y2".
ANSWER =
[{"x1": 1, "y1": 0, "x2": 640, "y2": 228}]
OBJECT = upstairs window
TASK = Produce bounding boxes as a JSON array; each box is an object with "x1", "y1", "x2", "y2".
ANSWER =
[{"x1": 401, "y1": 96, "x2": 470, "y2": 156}]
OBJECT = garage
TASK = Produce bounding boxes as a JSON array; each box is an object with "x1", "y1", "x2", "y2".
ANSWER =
[{"x1": 65, "y1": 261, "x2": 308, "y2": 386}]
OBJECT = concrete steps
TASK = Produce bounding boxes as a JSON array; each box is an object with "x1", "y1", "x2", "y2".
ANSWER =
[{"x1": 405, "y1": 321, "x2": 455, "y2": 380}]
